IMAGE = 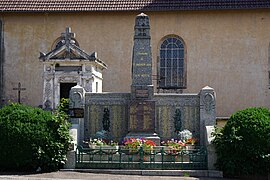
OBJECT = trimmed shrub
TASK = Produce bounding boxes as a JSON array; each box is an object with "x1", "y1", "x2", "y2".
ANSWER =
[
  {"x1": 0, "y1": 103, "x2": 71, "y2": 171},
  {"x1": 213, "y1": 107, "x2": 270, "y2": 177}
]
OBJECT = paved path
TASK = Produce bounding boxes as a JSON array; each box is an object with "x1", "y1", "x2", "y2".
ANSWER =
[{"x1": 0, "y1": 171, "x2": 229, "y2": 180}]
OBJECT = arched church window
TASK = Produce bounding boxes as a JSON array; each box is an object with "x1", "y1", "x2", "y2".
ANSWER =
[{"x1": 158, "y1": 36, "x2": 186, "y2": 90}]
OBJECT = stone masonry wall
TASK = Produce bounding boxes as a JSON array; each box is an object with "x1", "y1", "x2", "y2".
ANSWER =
[
  {"x1": 154, "y1": 94, "x2": 200, "y2": 141},
  {"x1": 83, "y1": 92, "x2": 201, "y2": 142},
  {"x1": 84, "y1": 93, "x2": 130, "y2": 141}
]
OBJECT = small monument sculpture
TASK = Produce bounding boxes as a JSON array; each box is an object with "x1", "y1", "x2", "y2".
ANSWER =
[
  {"x1": 96, "y1": 108, "x2": 111, "y2": 140},
  {"x1": 173, "y1": 109, "x2": 182, "y2": 133},
  {"x1": 126, "y1": 13, "x2": 160, "y2": 145},
  {"x1": 102, "y1": 108, "x2": 110, "y2": 132}
]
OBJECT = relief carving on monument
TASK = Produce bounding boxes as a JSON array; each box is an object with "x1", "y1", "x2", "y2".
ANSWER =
[
  {"x1": 84, "y1": 80, "x2": 91, "y2": 92},
  {"x1": 46, "y1": 66, "x2": 51, "y2": 72},
  {"x1": 58, "y1": 76, "x2": 79, "y2": 83},
  {"x1": 44, "y1": 82, "x2": 52, "y2": 98},
  {"x1": 70, "y1": 92, "x2": 82, "y2": 108},
  {"x1": 203, "y1": 93, "x2": 215, "y2": 113}
]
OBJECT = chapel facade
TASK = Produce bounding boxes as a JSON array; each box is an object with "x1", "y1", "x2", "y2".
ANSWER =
[{"x1": 0, "y1": 1, "x2": 269, "y2": 117}]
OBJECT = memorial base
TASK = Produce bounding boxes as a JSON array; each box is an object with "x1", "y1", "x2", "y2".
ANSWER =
[{"x1": 124, "y1": 132, "x2": 160, "y2": 146}]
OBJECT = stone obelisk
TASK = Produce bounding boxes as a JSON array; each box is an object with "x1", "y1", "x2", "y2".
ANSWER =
[{"x1": 126, "y1": 13, "x2": 160, "y2": 144}]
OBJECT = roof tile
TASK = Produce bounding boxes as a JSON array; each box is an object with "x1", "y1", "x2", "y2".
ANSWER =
[{"x1": 0, "y1": 0, "x2": 269, "y2": 12}]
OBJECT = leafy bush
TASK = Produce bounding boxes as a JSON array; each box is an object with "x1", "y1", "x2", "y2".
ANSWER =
[
  {"x1": 58, "y1": 98, "x2": 69, "y2": 114},
  {"x1": 213, "y1": 107, "x2": 270, "y2": 177},
  {"x1": 0, "y1": 103, "x2": 71, "y2": 171}
]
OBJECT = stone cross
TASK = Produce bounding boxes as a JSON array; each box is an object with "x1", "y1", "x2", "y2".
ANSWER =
[
  {"x1": 61, "y1": 27, "x2": 75, "y2": 58},
  {"x1": 61, "y1": 27, "x2": 75, "y2": 44},
  {"x1": 13, "y1": 82, "x2": 26, "y2": 103}
]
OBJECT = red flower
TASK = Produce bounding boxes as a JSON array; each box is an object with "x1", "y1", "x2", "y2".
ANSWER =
[{"x1": 186, "y1": 137, "x2": 197, "y2": 145}]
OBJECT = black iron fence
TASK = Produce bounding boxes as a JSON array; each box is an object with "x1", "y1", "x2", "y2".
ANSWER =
[{"x1": 76, "y1": 146, "x2": 207, "y2": 170}]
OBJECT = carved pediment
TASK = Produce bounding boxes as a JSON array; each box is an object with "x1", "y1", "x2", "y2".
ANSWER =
[{"x1": 39, "y1": 27, "x2": 107, "y2": 69}]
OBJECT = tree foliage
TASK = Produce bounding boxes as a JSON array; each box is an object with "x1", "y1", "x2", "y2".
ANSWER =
[
  {"x1": 0, "y1": 102, "x2": 71, "y2": 171},
  {"x1": 213, "y1": 107, "x2": 270, "y2": 177}
]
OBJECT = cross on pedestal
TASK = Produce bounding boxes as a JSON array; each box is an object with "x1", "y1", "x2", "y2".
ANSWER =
[
  {"x1": 13, "y1": 82, "x2": 26, "y2": 103},
  {"x1": 61, "y1": 27, "x2": 75, "y2": 58}
]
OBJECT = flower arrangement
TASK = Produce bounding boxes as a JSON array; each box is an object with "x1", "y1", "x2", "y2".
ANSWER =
[
  {"x1": 142, "y1": 139, "x2": 156, "y2": 151},
  {"x1": 161, "y1": 139, "x2": 186, "y2": 150},
  {"x1": 178, "y1": 129, "x2": 192, "y2": 142},
  {"x1": 123, "y1": 138, "x2": 156, "y2": 151},
  {"x1": 178, "y1": 129, "x2": 198, "y2": 145},
  {"x1": 161, "y1": 139, "x2": 186, "y2": 155},
  {"x1": 185, "y1": 137, "x2": 197, "y2": 145},
  {"x1": 89, "y1": 138, "x2": 106, "y2": 146},
  {"x1": 86, "y1": 138, "x2": 118, "y2": 147}
]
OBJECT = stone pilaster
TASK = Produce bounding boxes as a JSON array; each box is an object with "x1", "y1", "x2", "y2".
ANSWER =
[
  {"x1": 205, "y1": 126, "x2": 218, "y2": 170},
  {"x1": 199, "y1": 86, "x2": 216, "y2": 145},
  {"x1": 69, "y1": 85, "x2": 85, "y2": 149}
]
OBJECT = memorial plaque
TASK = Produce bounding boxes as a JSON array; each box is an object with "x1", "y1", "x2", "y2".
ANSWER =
[
  {"x1": 129, "y1": 100, "x2": 155, "y2": 132},
  {"x1": 69, "y1": 108, "x2": 84, "y2": 118},
  {"x1": 135, "y1": 89, "x2": 149, "y2": 98}
]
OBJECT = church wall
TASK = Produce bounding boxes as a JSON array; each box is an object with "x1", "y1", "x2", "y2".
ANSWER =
[
  {"x1": 149, "y1": 10, "x2": 270, "y2": 117},
  {"x1": 1, "y1": 10, "x2": 269, "y2": 116},
  {"x1": 0, "y1": 20, "x2": 3, "y2": 106}
]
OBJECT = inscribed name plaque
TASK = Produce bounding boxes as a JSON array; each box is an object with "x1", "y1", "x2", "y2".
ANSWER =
[
  {"x1": 69, "y1": 108, "x2": 84, "y2": 118},
  {"x1": 129, "y1": 101, "x2": 155, "y2": 132},
  {"x1": 135, "y1": 89, "x2": 149, "y2": 98}
]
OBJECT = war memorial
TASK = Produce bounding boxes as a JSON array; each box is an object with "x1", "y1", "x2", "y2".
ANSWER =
[{"x1": 65, "y1": 13, "x2": 220, "y2": 177}]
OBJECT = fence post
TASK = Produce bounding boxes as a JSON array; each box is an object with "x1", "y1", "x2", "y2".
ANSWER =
[
  {"x1": 139, "y1": 146, "x2": 144, "y2": 169},
  {"x1": 161, "y1": 147, "x2": 164, "y2": 169}
]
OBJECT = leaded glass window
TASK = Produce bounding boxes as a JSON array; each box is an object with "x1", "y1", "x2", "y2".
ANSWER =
[{"x1": 159, "y1": 37, "x2": 186, "y2": 89}]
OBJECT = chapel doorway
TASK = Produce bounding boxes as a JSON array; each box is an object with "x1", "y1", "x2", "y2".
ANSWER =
[{"x1": 60, "y1": 83, "x2": 77, "y2": 99}]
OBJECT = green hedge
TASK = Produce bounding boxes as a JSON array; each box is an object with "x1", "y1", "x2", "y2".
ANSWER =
[
  {"x1": 213, "y1": 107, "x2": 270, "y2": 177},
  {"x1": 0, "y1": 103, "x2": 71, "y2": 171}
]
